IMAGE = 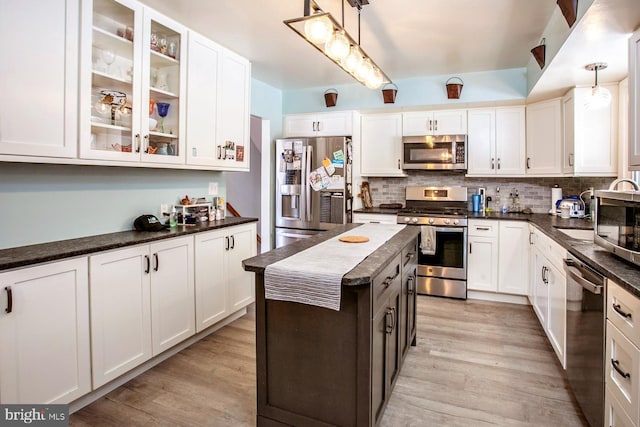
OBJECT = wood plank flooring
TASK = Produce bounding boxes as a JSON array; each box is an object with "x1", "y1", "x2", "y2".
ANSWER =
[{"x1": 70, "y1": 297, "x2": 587, "y2": 426}]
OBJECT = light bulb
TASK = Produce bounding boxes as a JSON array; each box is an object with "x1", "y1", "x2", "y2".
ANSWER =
[
  {"x1": 355, "y1": 58, "x2": 373, "y2": 82},
  {"x1": 324, "y1": 30, "x2": 349, "y2": 61},
  {"x1": 342, "y1": 46, "x2": 363, "y2": 73},
  {"x1": 585, "y1": 85, "x2": 611, "y2": 110},
  {"x1": 365, "y1": 68, "x2": 384, "y2": 89},
  {"x1": 303, "y1": 14, "x2": 332, "y2": 44}
]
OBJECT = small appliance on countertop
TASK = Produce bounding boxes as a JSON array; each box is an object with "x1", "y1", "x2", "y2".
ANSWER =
[{"x1": 556, "y1": 196, "x2": 586, "y2": 218}]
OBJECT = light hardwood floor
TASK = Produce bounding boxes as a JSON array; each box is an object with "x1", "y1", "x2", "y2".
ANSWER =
[{"x1": 70, "y1": 297, "x2": 587, "y2": 426}]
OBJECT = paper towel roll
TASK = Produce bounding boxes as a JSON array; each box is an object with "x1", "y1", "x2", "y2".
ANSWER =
[{"x1": 551, "y1": 187, "x2": 563, "y2": 215}]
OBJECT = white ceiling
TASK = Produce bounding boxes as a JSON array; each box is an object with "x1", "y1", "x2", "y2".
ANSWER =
[{"x1": 140, "y1": 0, "x2": 640, "y2": 96}]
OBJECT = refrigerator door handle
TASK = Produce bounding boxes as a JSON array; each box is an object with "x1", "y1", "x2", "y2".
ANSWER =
[
  {"x1": 300, "y1": 144, "x2": 307, "y2": 222},
  {"x1": 305, "y1": 145, "x2": 313, "y2": 222}
]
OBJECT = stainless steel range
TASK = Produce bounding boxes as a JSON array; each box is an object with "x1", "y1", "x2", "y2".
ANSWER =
[{"x1": 397, "y1": 186, "x2": 468, "y2": 299}]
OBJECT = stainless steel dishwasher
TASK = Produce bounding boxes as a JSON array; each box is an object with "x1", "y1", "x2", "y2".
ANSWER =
[{"x1": 564, "y1": 255, "x2": 607, "y2": 427}]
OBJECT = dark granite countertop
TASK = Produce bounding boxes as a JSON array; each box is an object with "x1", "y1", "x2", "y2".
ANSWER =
[
  {"x1": 242, "y1": 224, "x2": 420, "y2": 287},
  {"x1": 0, "y1": 217, "x2": 257, "y2": 272},
  {"x1": 353, "y1": 207, "x2": 402, "y2": 215},
  {"x1": 468, "y1": 213, "x2": 640, "y2": 298}
]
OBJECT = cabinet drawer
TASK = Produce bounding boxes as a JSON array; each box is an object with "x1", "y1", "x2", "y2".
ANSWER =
[
  {"x1": 547, "y1": 239, "x2": 567, "y2": 273},
  {"x1": 468, "y1": 220, "x2": 498, "y2": 237},
  {"x1": 606, "y1": 320, "x2": 640, "y2": 423},
  {"x1": 605, "y1": 385, "x2": 636, "y2": 427},
  {"x1": 373, "y1": 254, "x2": 401, "y2": 312},
  {"x1": 353, "y1": 213, "x2": 398, "y2": 224},
  {"x1": 609, "y1": 280, "x2": 640, "y2": 348}
]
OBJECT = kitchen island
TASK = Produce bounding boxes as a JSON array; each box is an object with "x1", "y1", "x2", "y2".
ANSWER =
[{"x1": 243, "y1": 224, "x2": 420, "y2": 427}]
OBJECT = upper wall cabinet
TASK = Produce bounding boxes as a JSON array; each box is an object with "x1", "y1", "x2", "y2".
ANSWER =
[
  {"x1": 215, "y1": 48, "x2": 251, "y2": 171},
  {"x1": 402, "y1": 110, "x2": 467, "y2": 136},
  {"x1": 526, "y1": 98, "x2": 563, "y2": 176},
  {"x1": 0, "y1": 0, "x2": 79, "y2": 158},
  {"x1": 562, "y1": 85, "x2": 618, "y2": 176},
  {"x1": 283, "y1": 112, "x2": 353, "y2": 137},
  {"x1": 79, "y1": 0, "x2": 187, "y2": 164},
  {"x1": 185, "y1": 34, "x2": 250, "y2": 171},
  {"x1": 360, "y1": 113, "x2": 406, "y2": 177},
  {"x1": 467, "y1": 107, "x2": 526, "y2": 176},
  {"x1": 629, "y1": 27, "x2": 640, "y2": 170}
]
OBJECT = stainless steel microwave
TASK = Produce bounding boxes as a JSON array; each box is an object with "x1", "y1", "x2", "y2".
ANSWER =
[
  {"x1": 402, "y1": 134, "x2": 466, "y2": 170},
  {"x1": 595, "y1": 190, "x2": 640, "y2": 266}
]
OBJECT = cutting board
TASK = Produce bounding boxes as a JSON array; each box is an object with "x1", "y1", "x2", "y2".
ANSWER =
[{"x1": 339, "y1": 236, "x2": 370, "y2": 243}]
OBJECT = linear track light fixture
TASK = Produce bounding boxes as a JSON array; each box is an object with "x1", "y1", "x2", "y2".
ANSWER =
[{"x1": 284, "y1": 0, "x2": 392, "y2": 89}]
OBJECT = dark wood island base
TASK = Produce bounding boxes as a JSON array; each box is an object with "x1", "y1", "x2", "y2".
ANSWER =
[{"x1": 243, "y1": 225, "x2": 419, "y2": 427}]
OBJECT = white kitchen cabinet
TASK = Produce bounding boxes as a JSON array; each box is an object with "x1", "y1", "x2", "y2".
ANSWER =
[
  {"x1": 629, "y1": 27, "x2": 640, "y2": 169},
  {"x1": 529, "y1": 226, "x2": 566, "y2": 367},
  {"x1": 402, "y1": 110, "x2": 467, "y2": 136},
  {"x1": 467, "y1": 107, "x2": 526, "y2": 176},
  {"x1": 467, "y1": 220, "x2": 498, "y2": 292},
  {"x1": 562, "y1": 85, "x2": 619, "y2": 176},
  {"x1": 360, "y1": 113, "x2": 406, "y2": 177},
  {"x1": 0, "y1": 258, "x2": 90, "y2": 404},
  {"x1": 283, "y1": 112, "x2": 353, "y2": 137},
  {"x1": 526, "y1": 98, "x2": 563, "y2": 175},
  {"x1": 185, "y1": 30, "x2": 222, "y2": 167},
  {"x1": 79, "y1": 0, "x2": 187, "y2": 164},
  {"x1": 352, "y1": 213, "x2": 398, "y2": 224},
  {"x1": 215, "y1": 48, "x2": 251, "y2": 170},
  {"x1": 606, "y1": 279, "x2": 640, "y2": 426},
  {"x1": 195, "y1": 222, "x2": 256, "y2": 332},
  {"x1": 0, "y1": 0, "x2": 79, "y2": 158},
  {"x1": 89, "y1": 236, "x2": 194, "y2": 388},
  {"x1": 497, "y1": 221, "x2": 529, "y2": 295},
  {"x1": 467, "y1": 220, "x2": 528, "y2": 295}
]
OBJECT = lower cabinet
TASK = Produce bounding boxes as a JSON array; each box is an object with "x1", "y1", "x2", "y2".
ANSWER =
[
  {"x1": 400, "y1": 239, "x2": 418, "y2": 359},
  {"x1": 195, "y1": 222, "x2": 256, "y2": 331},
  {"x1": 606, "y1": 279, "x2": 640, "y2": 426},
  {"x1": 467, "y1": 219, "x2": 529, "y2": 295},
  {"x1": 0, "y1": 258, "x2": 91, "y2": 404},
  {"x1": 89, "y1": 236, "x2": 195, "y2": 388},
  {"x1": 371, "y1": 278, "x2": 401, "y2": 425},
  {"x1": 529, "y1": 227, "x2": 566, "y2": 367}
]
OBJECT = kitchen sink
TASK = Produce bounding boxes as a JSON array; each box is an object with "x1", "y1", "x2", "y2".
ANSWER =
[{"x1": 555, "y1": 228, "x2": 594, "y2": 242}]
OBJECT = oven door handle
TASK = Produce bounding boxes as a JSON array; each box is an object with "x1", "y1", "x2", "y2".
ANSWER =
[{"x1": 434, "y1": 227, "x2": 465, "y2": 233}]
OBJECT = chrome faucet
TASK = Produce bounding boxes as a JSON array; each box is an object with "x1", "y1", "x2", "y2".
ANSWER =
[{"x1": 608, "y1": 178, "x2": 640, "y2": 191}]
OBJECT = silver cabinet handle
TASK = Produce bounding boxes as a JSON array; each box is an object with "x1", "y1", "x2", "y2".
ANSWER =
[
  {"x1": 497, "y1": 158, "x2": 501, "y2": 170},
  {"x1": 135, "y1": 134, "x2": 141, "y2": 153},
  {"x1": 569, "y1": 153, "x2": 574, "y2": 166},
  {"x1": 491, "y1": 158, "x2": 495, "y2": 169},
  {"x1": 143, "y1": 134, "x2": 149, "y2": 153},
  {"x1": 434, "y1": 119, "x2": 438, "y2": 132}
]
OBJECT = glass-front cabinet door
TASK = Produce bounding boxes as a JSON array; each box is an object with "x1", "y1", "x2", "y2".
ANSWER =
[
  {"x1": 80, "y1": 0, "x2": 185, "y2": 163},
  {"x1": 140, "y1": 8, "x2": 186, "y2": 164}
]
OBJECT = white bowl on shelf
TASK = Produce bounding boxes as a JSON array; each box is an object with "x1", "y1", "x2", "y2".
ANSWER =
[{"x1": 149, "y1": 118, "x2": 157, "y2": 131}]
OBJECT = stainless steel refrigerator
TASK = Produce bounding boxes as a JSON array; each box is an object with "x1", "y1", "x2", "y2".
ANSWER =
[{"x1": 275, "y1": 136, "x2": 353, "y2": 248}]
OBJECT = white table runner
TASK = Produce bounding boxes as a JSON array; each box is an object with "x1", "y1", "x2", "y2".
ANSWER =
[{"x1": 264, "y1": 224, "x2": 406, "y2": 311}]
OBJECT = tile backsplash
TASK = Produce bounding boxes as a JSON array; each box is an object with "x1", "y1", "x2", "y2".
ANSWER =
[{"x1": 365, "y1": 171, "x2": 614, "y2": 213}]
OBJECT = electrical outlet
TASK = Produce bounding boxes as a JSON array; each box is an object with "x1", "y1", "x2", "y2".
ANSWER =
[
  {"x1": 208, "y1": 182, "x2": 218, "y2": 196},
  {"x1": 478, "y1": 187, "x2": 486, "y2": 197}
]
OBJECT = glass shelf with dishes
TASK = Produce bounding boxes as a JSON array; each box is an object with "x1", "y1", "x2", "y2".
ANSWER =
[
  {"x1": 86, "y1": 0, "x2": 137, "y2": 158},
  {"x1": 143, "y1": 18, "x2": 183, "y2": 161}
]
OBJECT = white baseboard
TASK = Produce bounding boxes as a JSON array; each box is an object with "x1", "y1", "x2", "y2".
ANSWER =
[
  {"x1": 69, "y1": 307, "x2": 248, "y2": 414},
  {"x1": 467, "y1": 290, "x2": 529, "y2": 305}
]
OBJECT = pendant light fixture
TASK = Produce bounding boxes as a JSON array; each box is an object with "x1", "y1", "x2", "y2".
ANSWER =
[
  {"x1": 584, "y1": 62, "x2": 611, "y2": 110},
  {"x1": 284, "y1": 0, "x2": 391, "y2": 89}
]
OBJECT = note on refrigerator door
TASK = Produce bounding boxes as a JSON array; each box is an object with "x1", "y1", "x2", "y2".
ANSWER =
[{"x1": 309, "y1": 166, "x2": 330, "y2": 191}]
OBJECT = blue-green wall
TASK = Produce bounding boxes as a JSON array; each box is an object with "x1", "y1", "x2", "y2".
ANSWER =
[
  {"x1": 283, "y1": 68, "x2": 527, "y2": 114},
  {"x1": 0, "y1": 163, "x2": 225, "y2": 249},
  {"x1": 251, "y1": 78, "x2": 283, "y2": 142}
]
